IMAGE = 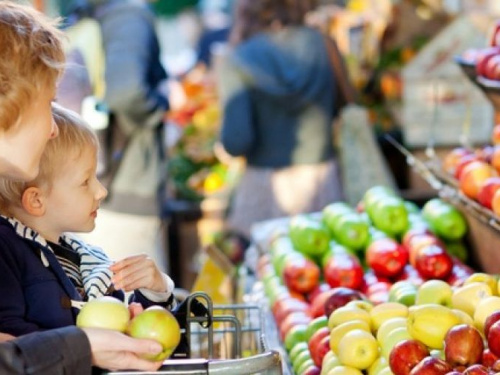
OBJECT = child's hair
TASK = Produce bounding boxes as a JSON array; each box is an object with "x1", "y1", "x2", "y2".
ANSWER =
[
  {"x1": 0, "y1": 1, "x2": 65, "y2": 132},
  {"x1": 0, "y1": 103, "x2": 98, "y2": 214}
]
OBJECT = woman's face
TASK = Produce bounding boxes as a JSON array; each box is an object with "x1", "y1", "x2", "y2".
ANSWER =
[{"x1": 0, "y1": 86, "x2": 58, "y2": 181}]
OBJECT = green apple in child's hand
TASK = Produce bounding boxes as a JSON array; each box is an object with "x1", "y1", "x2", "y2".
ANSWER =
[
  {"x1": 127, "y1": 306, "x2": 181, "y2": 361},
  {"x1": 76, "y1": 296, "x2": 130, "y2": 332}
]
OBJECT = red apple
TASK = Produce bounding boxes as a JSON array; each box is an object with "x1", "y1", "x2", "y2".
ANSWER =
[
  {"x1": 406, "y1": 233, "x2": 444, "y2": 267},
  {"x1": 459, "y1": 161, "x2": 497, "y2": 200},
  {"x1": 491, "y1": 359, "x2": 500, "y2": 372},
  {"x1": 308, "y1": 289, "x2": 335, "y2": 318},
  {"x1": 414, "y1": 244, "x2": 453, "y2": 280},
  {"x1": 443, "y1": 148, "x2": 475, "y2": 176},
  {"x1": 492, "y1": 188, "x2": 500, "y2": 217},
  {"x1": 481, "y1": 349, "x2": 500, "y2": 368},
  {"x1": 484, "y1": 55, "x2": 500, "y2": 79},
  {"x1": 306, "y1": 283, "x2": 331, "y2": 304},
  {"x1": 389, "y1": 339, "x2": 430, "y2": 375},
  {"x1": 444, "y1": 324, "x2": 484, "y2": 368},
  {"x1": 323, "y1": 253, "x2": 364, "y2": 290},
  {"x1": 462, "y1": 364, "x2": 489, "y2": 375},
  {"x1": 395, "y1": 264, "x2": 424, "y2": 286},
  {"x1": 476, "y1": 48, "x2": 500, "y2": 76},
  {"x1": 308, "y1": 327, "x2": 331, "y2": 367},
  {"x1": 487, "y1": 320, "x2": 500, "y2": 357},
  {"x1": 272, "y1": 298, "x2": 310, "y2": 323},
  {"x1": 323, "y1": 287, "x2": 365, "y2": 317},
  {"x1": 484, "y1": 310, "x2": 500, "y2": 339},
  {"x1": 410, "y1": 356, "x2": 453, "y2": 375},
  {"x1": 302, "y1": 365, "x2": 321, "y2": 375},
  {"x1": 477, "y1": 177, "x2": 500, "y2": 209},
  {"x1": 366, "y1": 238, "x2": 409, "y2": 278},
  {"x1": 283, "y1": 257, "x2": 320, "y2": 294},
  {"x1": 454, "y1": 154, "x2": 481, "y2": 180},
  {"x1": 475, "y1": 145, "x2": 495, "y2": 164},
  {"x1": 402, "y1": 226, "x2": 433, "y2": 249}
]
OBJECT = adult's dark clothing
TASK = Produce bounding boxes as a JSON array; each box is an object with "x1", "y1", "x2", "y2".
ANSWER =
[
  {"x1": 0, "y1": 327, "x2": 91, "y2": 375},
  {"x1": 220, "y1": 26, "x2": 338, "y2": 168}
]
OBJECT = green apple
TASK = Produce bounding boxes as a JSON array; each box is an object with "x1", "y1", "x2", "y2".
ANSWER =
[
  {"x1": 369, "y1": 196, "x2": 409, "y2": 237},
  {"x1": 322, "y1": 202, "x2": 355, "y2": 234},
  {"x1": 376, "y1": 317, "x2": 407, "y2": 344},
  {"x1": 421, "y1": 198, "x2": 467, "y2": 241},
  {"x1": 331, "y1": 212, "x2": 370, "y2": 251},
  {"x1": 293, "y1": 350, "x2": 312, "y2": 373},
  {"x1": 305, "y1": 315, "x2": 329, "y2": 342},
  {"x1": 322, "y1": 350, "x2": 341, "y2": 374},
  {"x1": 444, "y1": 240, "x2": 468, "y2": 263},
  {"x1": 289, "y1": 341, "x2": 309, "y2": 363},
  {"x1": 363, "y1": 185, "x2": 397, "y2": 212},
  {"x1": 298, "y1": 359, "x2": 317, "y2": 374},
  {"x1": 127, "y1": 306, "x2": 181, "y2": 361},
  {"x1": 76, "y1": 296, "x2": 129, "y2": 332},
  {"x1": 380, "y1": 326, "x2": 412, "y2": 359},
  {"x1": 337, "y1": 329, "x2": 379, "y2": 370},
  {"x1": 289, "y1": 215, "x2": 330, "y2": 257},
  {"x1": 284, "y1": 324, "x2": 308, "y2": 351},
  {"x1": 415, "y1": 280, "x2": 453, "y2": 307},
  {"x1": 388, "y1": 281, "x2": 418, "y2": 306}
]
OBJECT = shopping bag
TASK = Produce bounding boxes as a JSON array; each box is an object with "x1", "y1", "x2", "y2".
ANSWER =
[{"x1": 337, "y1": 104, "x2": 397, "y2": 206}]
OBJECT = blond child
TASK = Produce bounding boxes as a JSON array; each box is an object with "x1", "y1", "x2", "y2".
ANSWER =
[{"x1": 0, "y1": 103, "x2": 175, "y2": 337}]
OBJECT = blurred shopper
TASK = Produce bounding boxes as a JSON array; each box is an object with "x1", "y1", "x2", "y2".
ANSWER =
[
  {"x1": 218, "y1": 0, "x2": 345, "y2": 237},
  {"x1": 0, "y1": 2, "x2": 163, "y2": 373},
  {"x1": 58, "y1": 0, "x2": 170, "y2": 215}
]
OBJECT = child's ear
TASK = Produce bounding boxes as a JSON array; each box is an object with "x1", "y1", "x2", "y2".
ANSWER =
[{"x1": 21, "y1": 187, "x2": 46, "y2": 216}]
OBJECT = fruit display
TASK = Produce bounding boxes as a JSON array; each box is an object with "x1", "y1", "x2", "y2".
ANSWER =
[
  {"x1": 76, "y1": 297, "x2": 181, "y2": 361},
  {"x1": 166, "y1": 70, "x2": 231, "y2": 201},
  {"x1": 252, "y1": 184, "x2": 500, "y2": 375}
]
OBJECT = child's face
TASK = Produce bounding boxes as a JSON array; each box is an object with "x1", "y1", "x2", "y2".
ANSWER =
[
  {"x1": 0, "y1": 86, "x2": 58, "y2": 181},
  {"x1": 41, "y1": 147, "x2": 108, "y2": 241}
]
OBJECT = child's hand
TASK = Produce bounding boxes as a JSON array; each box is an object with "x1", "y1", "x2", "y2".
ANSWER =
[{"x1": 110, "y1": 254, "x2": 167, "y2": 293}]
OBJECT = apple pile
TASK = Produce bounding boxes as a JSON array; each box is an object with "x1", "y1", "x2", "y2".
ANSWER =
[
  {"x1": 76, "y1": 296, "x2": 181, "y2": 361},
  {"x1": 269, "y1": 271, "x2": 500, "y2": 375},
  {"x1": 442, "y1": 145, "x2": 500, "y2": 215}
]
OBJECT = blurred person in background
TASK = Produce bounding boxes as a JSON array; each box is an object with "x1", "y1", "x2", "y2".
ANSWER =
[{"x1": 218, "y1": 0, "x2": 345, "y2": 238}]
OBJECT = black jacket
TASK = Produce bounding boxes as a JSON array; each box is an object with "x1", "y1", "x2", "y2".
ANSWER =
[{"x1": 0, "y1": 327, "x2": 91, "y2": 375}]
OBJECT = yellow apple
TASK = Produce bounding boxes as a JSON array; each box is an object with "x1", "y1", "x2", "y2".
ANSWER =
[
  {"x1": 76, "y1": 296, "x2": 129, "y2": 332},
  {"x1": 452, "y1": 308, "x2": 474, "y2": 326},
  {"x1": 127, "y1": 306, "x2": 181, "y2": 361},
  {"x1": 345, "y1": 300, "x2": 374, "y2": 312},
  {"x1": 451, "y1": 282, "x2": 493, "y2": 317},
  {"x1": 415, "y1": 280, "x2": 453, "y2": 307},
  {"x1": 380, "y1": 326, "x2": 412, "y2": 359},
  {"x1": 464, "y1": 273, "x2": 498, "y2": 295},
  {"x1": 330, "y1": 320, "x2": 371, "y2": 354},
  {"x1": 376, "y1": 317, "x2": 408, "y2": 344},
  {"x1": 326, "y1": 365, "x2": 364, "y2": 375},
  {"x1": 368, "y1": 355, "x2": 388, "y2": 375},
  {"x1": 322, "y1": 351, "x2": 341, "y2": 375},
  {"x1": 328, "y1": 306, "x2": 372, "y2": 330},
  {"x1": 473, "y1": 295, "x2": 500, "y2": 332},
  {"x1": 338, "y1": 329, "x2": 379, "y2": 370},
  {"x1": 407, "y1": 304, "x2": 461, "y2": 349},
  {"x1": 370, "y1": 302, "x2": 408, "y2": 332}
]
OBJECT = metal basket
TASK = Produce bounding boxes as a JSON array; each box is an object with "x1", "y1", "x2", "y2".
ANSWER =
[{"x1": 106, "y1": 292, "x2": 283, "y2": 375}]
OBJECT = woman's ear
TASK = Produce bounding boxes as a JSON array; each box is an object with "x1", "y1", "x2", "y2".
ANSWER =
[{"x1": 21, "y1": 187, "x2": 46, "y2": 216}]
